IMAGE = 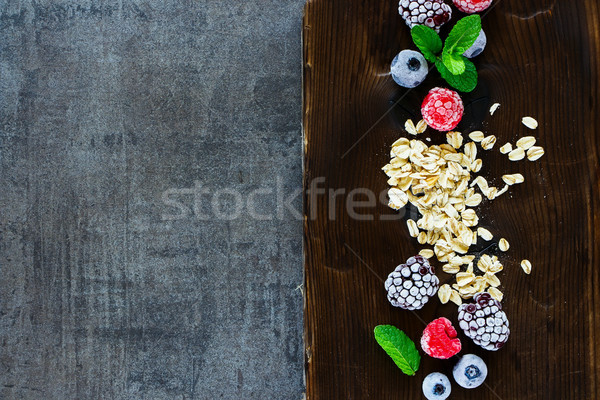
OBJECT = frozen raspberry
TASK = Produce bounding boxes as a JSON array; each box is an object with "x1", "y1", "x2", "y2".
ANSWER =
[
  {"x1": 384, "y1": 255, "x2": 439, "y2": 310},
  {"x1": 457, "y1": 292, "x2": 510, "y2": 351},
  {"x1": 398, "y1": 0, "x2": 452, "y2": 32},
  {"x1": 421, "y1": 87, "x2": 464, "y2": 132},
  {"x1": 421, "y1": 317, "x2": 462, "y2": 359},
  {"x1": 453, "y1": 0, "x2": 493, "y2": 14}
]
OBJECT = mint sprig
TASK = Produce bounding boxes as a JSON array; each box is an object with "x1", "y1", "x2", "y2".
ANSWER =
[
  {"x1": 442, "y1": 51, "x2": 466, "y2": 75},
  {"x1": 411, "y1": 25, "x2": 442, "y2": 63},
  {"x1": 436, "y1": 58, "x2": 478, "y2": 92},
  {"x1": 374, "y1": 325, "x2": 421, "y2": 376},
  {"x1": 410, "y1": 15, "x2": 482, "y2": 92},
  {"x1": 444, "y1": 15, "x2": 482, "y2": 56}
]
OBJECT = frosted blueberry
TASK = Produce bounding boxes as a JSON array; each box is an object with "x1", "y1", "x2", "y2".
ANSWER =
[
  {"x1": 390, "y1": 50, "x2": 428, "y2": 88},
  {"x1": 422, "y1": 372, "x2": 451, "y2": 400},
  {"x1": 463, "y1": 29, "x2": 487, "y2": 58},
  {"x1": 453, "y1": 354, "x2": 488, "y2": 389}
]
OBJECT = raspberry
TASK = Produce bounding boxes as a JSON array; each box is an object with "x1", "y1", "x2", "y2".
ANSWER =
[
  {"x1": 398, "y1": 0, "x2": 452, "y2": 32},
  {"x1": 457, "y1": 292, "x2": 510, "y2": 351},
  {"x1": 421, "y1": 87, "x2": 464, "y2": 132},
  {"x1": 384, "y1": 255, "x2": 439, "y2": 310},
  {"x1": 452, "y1": 0, "x2": 493, "y2": 14},
  {"x1": 421, "y1": 317, "x2": 462, "y2": 359}
]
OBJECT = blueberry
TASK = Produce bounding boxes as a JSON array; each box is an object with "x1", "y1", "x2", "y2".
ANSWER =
[
  {"x1": 422, "y1": 372, "x2": 451, "y2": 400},
  {"x1": 390, "y1": 50, "x2": 428, "y2": 88},
  {"x1": 453, "y1": 354, "x2": 488, "y2": 389},
  {"x1": 463, "y1": 29, "x2": 487, "y2": 58}
]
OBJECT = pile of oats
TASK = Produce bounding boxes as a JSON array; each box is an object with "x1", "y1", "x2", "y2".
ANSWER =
[{"x1": 382, "y1": 114, "x2": 544, "y2": 306}]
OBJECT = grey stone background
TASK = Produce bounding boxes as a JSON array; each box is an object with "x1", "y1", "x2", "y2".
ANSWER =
[{"x1": 0, "y1": 1, "x2": 304, "y2": 399}]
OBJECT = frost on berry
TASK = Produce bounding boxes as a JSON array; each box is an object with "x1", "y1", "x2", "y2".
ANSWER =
[
  {"x1": 452, "y1": 0, "x2": 493, "y2": 14},
  {"x1": 421, "y1": 88, "x2": 464, "y2": 132},
  {"x1": 384, "y1": 255, "x2": 439, "y2": 310},
  {"x1": 457, "y1": 292, "x2": 510, "y2": 351},
  {"x1": 421, "y1": 317, "x2": 462, "y2": 359},
  {"x1": 398, "y1": 0, "x2": 452, "y2": 32}
]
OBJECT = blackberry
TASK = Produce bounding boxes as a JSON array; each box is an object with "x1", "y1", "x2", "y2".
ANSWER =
[
  {"x1": 457, "y1": 292, "x2": 510, "y2": 351},
  {"x1": 384, "y1": 255, "x2": 439, "y2": 310},
  {"x1": 398, "y1": 0, "x2": 452, "y2": 32}
]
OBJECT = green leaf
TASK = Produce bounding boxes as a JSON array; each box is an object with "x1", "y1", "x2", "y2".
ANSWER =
[
  {"x1": 444, "y1": 15, "x2": 482, "y2": 56},
  {"x1": 411, "y1": 25, "x2": 443, "y2": 63},
  {"x1": 374, "y1": 325, "x2": 421, "y2": 376},
  {"x1": 436, "y1": 58, "x2": 478, "y2": 92},
  {"x1": 442, "y1": 51, "x2": 466, "y2": 75}
]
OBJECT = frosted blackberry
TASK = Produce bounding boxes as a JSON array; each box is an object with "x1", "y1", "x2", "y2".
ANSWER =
[
  {"x1": 391, "y1": 50, "x2": 428, "y2": 88},
  {"x1": 457, "y1": 292, "x2": 510, "y2": 351},
  {"x1": 384, "y1": 255, "x2": 439, "y2": 310},
  {"x1": 398, "y1": 0, "x2": 452, "y2": 32}
]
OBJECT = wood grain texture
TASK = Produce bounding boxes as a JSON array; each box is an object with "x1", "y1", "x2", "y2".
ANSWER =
[{"x1": 303, "y1": 0, "x2": 600, "y2": 398}]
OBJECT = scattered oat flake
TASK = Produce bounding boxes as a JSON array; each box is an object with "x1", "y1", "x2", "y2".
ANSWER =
[
  {"x1": 522, "y1": 116, "x2": 538, "y2": 129},
  {"x1": 499, "y1": 143, "x2": 512, "y2": 154},
  {"x1": 489, "y1": 103, "x2": 500, "y2": 115},
  {"x1": 388, "y1": 188, "x2": 408, "y2": 209},
  {"x1": 465, "y1": 193, "x2": 482, "y2": 207},
  {"x1": 407, "y1": 219, "x2": 419, "y2": 237},
  {"x1": 508, "y1": 147, "x2": 525, "y2": 161},
  {"x1": 481, "y1": 135, "x2": 497, "y2": 150},
  {"x1": 502, "y1": 173, "x2": 524, "y2": 185},
  {"x1": 438, "y1": 284, "x2": 451, "y2": 304},
  {"x1": 419, "y1": 249, "x2": 434, "y2": 259},
  {"x1": 498, "y1": 238, "x2": 510, "y2": 252},
  {"x1": 488, "y1": 287, "x2": 504, "y2": 302},
  {"x1": 521, "y1": 259, "x2": 532, "y2": 274},
  {"x1": 485, "y1": 187, "x2": 497, "y2": 200},
  {"x1": 527, "y1": 146, "x2": 545, "y2": 161},
  {"x1": 495, "y1": 185, "x2": 509, "y2": 198},
  {"x1": 456, "y1": 272, "x2": 474, "y2": 287},
  {"x1": 477, "y1": 227, "x2": 493, "y2": 241},
  {"x1": 484, "y1": 272, "x2": 501, "y2": 287},
  {"x1": 416, "y1": 119, "x2": 428, "y2": 134},
  {"x1": 449, "y1": 290, "x2": 463, "y2": 305},
  {"x1": 446, "y1": 131, "x2": 463, "y2": 149},
  {"x1": 405, "y1": 119, "x2": 418, "y2": 135},
  {"x1": 468, "y1": 131, "x2": 484, "y2": 142},
  {"x1": 516, "y1": 136, "x2": 536, "y2": 150}
]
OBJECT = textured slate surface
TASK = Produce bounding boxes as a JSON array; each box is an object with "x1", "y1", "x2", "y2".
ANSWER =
[{"x1": 0, "y1": 1, "x2": 304, "y2": 399}]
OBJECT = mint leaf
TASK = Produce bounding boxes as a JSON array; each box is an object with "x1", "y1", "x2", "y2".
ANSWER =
[
  {"x1": 444, "y1": 15, "x2": 482, "y2": 56},
  {"x1": 374, "y1": 325, "x2": 420, "y2": 376},
  {"x1": 411, "y1": 25, "x2": 442, "y2": 63},
  {"x1": 442, "y1": 51, "x2": 466, "y2": 75},
  {"x1": 436, "y1": 58, "x2": 478, "y2": 92}
]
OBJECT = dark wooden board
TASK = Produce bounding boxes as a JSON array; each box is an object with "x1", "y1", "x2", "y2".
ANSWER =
[{"x1": 302, "y1": 0, "x2": 600, "y2": 398}]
